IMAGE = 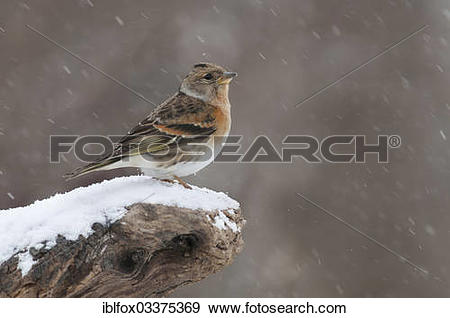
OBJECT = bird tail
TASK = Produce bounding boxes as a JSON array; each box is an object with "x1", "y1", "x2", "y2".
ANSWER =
[{"x1": 63, "y1": 157, "x2": 121, "y2": 180}]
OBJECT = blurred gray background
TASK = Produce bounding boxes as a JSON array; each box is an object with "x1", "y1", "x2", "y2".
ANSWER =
[{"x1": 1, "y1": 0, "x2": 449, "y2": 297}]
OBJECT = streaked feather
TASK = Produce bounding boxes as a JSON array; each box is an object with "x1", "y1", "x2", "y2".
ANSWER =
[{"x1": 64, "y1": 92, "x2": 220, "y2": 179}]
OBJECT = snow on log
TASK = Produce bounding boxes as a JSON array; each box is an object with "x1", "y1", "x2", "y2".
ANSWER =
[{"x1": 0, "y1": 176, "x2": 244, "y2": 297}]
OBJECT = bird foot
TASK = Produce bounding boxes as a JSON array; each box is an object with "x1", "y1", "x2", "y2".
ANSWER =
[
  {"x1": 173, "y1": 175, "x2": 192, "y2": 190},
  {"x1": 159, "y1": 178, "x2": 175, "y2": 184},
  {"x1": 158, "y1": 177, "x2": 192, "y2": 190}
]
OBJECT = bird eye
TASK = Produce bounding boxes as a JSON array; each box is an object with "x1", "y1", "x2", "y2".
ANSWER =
[{"x1": 203, "y1": 73, "x2": 213, "y2": 80}]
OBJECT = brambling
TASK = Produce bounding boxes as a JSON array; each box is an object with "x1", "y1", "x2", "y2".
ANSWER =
[{"x1": 64, "y1": 63, "x2": 237, "y2": 189}]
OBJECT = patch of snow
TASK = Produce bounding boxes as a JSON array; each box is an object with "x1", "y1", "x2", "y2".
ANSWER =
[
  {"x1": 212, "y1": 211, "x2": 239, "y2": 232},
  {"x1": 34, "y1": 243, "x2": 44, "y2": 250},
  {"x1": 440, "y1": 130, "x2": 447, "y2": 140},
  {"x1": 46, "y1": 241, "x2": 56, "y2": 249},
  {"x1": 0, "y1": 176, "x2": 239, "y2": 273},
  {"x1": 17, "y1": 251, "x2": 36, "y2": 276},
  {"x1": 7, "y1": 192, "x2": 14, "y2": 200},
  {"x1": 212, "y1": 215, "x2": 226, "y2": 230}
]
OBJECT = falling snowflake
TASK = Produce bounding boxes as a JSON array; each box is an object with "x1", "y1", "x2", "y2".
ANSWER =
[
  {"x1": 443, "y1": 9, "x2": 450, "y2": 21},
  {"x1": 424, "y1": 224, "x2": 436, "y2": 236},
  {"x1": 62, "y1": 65, "x2": 71, "y2": 75},
  {"x1": 196, "y1": 35, "x2": 205, "y2": 43},
  {"x1": 312, "y1": 31, "x2": 321, "y2": 39},
  {"x1": 332, "y1": 25, "x2": 341, "y2": 36},
  {"x1": 115, "y1": 16, "x2": 124, "y2": 26},
  {"x1": 400, "y1": 76, "x2": 410, "y2": 90}
]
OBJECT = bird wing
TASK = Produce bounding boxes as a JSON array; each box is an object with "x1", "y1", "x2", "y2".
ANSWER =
[
  {"x1": 63, "y1": 92, "x2": 219, "y2": 179},
  {"x1": 110, "y1": 92, "x2": 218, "y2": 159}
]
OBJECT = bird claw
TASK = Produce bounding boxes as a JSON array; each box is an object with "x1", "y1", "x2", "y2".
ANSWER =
[
  {"x1": 158, "y1": 177, "x2": 192, "y2": 190},
  {"x1": 159, "y1": 178, "x2": 175, "y2": 184},
  {"x1": 173, "y1": 175, "x2": 192, "y2": 190}
]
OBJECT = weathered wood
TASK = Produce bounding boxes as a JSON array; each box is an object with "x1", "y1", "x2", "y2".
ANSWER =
[{"x1": 0, "y1": 203, "x2": 244, "y2": 297}]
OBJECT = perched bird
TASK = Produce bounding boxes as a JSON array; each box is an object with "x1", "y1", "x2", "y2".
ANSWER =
[{"x1": 64, "y1": 63, "x2": 237, "y2": 188}]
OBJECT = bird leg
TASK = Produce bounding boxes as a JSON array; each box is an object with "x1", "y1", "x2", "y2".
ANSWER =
[{"x1": 173, "y1": 175, "x2": 192, "y2": 190}]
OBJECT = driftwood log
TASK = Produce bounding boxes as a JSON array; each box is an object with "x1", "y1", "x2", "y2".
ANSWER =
[{"x1": 0, "y1": 203, "x2": 244, "y2": 297}]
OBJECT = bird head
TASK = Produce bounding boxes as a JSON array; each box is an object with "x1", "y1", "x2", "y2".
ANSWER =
[{"x1": 180, "y1": 63, "x2": 237, "y2": 105}]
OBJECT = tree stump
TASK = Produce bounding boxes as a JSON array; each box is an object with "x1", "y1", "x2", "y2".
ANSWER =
[{"x1": 0, "y1": 203, "x2": 244, "y2": 297}]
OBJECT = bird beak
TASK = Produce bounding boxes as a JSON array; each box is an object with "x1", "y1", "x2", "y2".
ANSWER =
[{"x1": 218, "y1": 71, "x2": 237, "y2": 84}]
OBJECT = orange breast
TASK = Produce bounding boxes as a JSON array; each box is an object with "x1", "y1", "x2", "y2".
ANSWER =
[{"x1": 213, "y1": 106, "x2": 231, "y2": 137}]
